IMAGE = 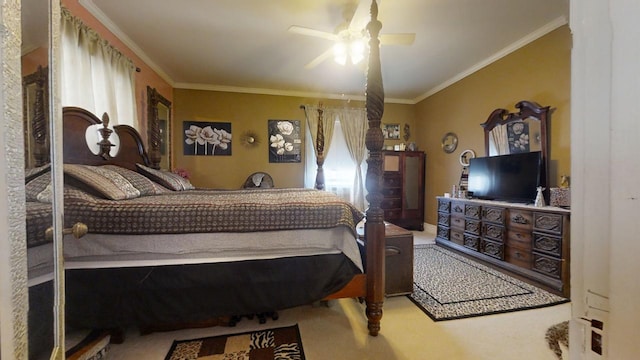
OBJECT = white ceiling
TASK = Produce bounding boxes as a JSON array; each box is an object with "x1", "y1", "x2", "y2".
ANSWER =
[{"x1": 29, "y1": 0, "x2": 570, "y2": 104}]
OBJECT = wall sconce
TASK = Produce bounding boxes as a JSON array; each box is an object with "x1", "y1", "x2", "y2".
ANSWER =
[{"x1": 240, "y1": 131, "x2": 260, "y2": 148}]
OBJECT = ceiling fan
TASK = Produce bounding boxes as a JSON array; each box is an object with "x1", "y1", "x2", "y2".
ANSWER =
[{"x1": 288, "y1": 0, "x2": 415, "y2": 69}]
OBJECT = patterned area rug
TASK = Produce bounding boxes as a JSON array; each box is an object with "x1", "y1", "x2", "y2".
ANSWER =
[
  {"x1": 409, "y1": 244, "x2": 569, "y2": 321},
  {"x1": 164, "y1": 325, "x2": 305, "y2": 360}
]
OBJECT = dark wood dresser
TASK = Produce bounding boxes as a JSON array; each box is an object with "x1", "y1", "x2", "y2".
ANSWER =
[
  {"x1": 358, "y1": 221, "x2": 414, "y2": 296},
  {"x1": 381, "y1": 151, "x2": 425, "y2": 230},
  {"x1": 436, "y1": 197, "x2": 570, "y2": 298}
]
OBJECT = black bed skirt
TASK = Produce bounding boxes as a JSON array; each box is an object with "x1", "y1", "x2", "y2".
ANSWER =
[{"x1": 65, "y1": 253, "x2": 360, "y2": 330}]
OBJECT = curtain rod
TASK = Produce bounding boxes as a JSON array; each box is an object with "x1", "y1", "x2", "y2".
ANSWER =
[{"x1": 299, "y1": 104, "x2": 363, "y2": 111}]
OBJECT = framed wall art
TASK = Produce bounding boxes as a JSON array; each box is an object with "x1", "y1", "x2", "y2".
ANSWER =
[
  {"x1": 383, "y1": 123, "x2": 400, "y2": 140},
  {"x1": 268, "y1": 120, "x2": 301, "y2": 163},
  {"x1": 183, "y1": 121, "x2": 232, "y2": 156}
]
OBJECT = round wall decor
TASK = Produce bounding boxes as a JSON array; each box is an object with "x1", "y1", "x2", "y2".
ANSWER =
[
  {"x1": 441, "y1": 132, "x2": 458, "y2": 153},
  {"x1": 459, "y1": 149, "x2": 476, "y2": 167}
]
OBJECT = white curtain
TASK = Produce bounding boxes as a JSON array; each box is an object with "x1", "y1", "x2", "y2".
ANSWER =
[
  {"x1": 61, "y1": 8, "x2": 137, "y2": 129},
  {"x1": 489, "y1": 124, "x2": 510, "y2": 155},
  {"x1": 304, "y1": 105, "x2": 368, "y2": 211},
  {"x1": 338, "y1": 108, "x2": 367, "y2": 211}
]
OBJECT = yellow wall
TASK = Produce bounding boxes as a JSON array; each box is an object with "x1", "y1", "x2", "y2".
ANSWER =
[
  {"x1": 173, "y1": 90, "x2": 416, "y2": 189},
  {"x1": 415, "y1": 25, "x2": 572, "y2": 225}
]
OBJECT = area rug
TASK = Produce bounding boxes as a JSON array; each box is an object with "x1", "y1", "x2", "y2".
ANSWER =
[
  {"x1": 164, "y1": 324, "x2": 305, "y2": 360},
  {"x1": 409, "y1": 244, "x2": 569, "y2": 321}
]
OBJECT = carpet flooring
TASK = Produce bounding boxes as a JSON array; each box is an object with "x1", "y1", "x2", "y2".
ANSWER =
[
  {"x1": 164, "y1": 324, "x2": 305, "y2": 360},
  {"x1": 409, "y1": 244, "x2": 569, "y2": 321}
]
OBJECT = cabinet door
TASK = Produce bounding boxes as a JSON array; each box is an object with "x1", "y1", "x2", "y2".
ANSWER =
[{"x1": 402, "y1": 152, "x2": 425, "y2": 228}]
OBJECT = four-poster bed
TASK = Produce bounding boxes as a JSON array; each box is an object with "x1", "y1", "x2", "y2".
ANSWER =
[{"x1": 27, "y1": 0, "x2": 387, "y2": 339}]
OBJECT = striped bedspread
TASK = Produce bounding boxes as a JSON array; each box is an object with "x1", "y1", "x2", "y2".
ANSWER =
[{"x1": 63, "y1": 188, "x2": 364, "y2": 236}]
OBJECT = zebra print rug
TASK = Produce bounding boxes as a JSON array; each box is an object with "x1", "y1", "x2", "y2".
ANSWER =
[
  {"x1": 164, "y1": 325, "x2": 305, "y2": 360},
  {"x1": 409, "y1": 244, "x2": 569, "y2": 321}
]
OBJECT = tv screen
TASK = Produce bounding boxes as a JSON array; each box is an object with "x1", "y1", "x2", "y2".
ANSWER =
[{"x1": 467, "y1": 151, "x2": 542, "y2": 203}]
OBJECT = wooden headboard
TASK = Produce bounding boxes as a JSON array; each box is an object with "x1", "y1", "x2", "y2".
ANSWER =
[{"x1": 62, "y1": 107, "x2": 152, "y2": 171}]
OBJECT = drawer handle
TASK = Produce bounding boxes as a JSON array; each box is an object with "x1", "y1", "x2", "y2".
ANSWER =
[
  {"x1": 512, "y1": 214, "x2": 529, "y2": 225},
  {"x1": 516, "y1": 233, "x2": 522, "y2": 238},
  {"x1": 515, "y1": 251, "x2": 522, "y2": 258},
  {"x1": 385, "y1": 246, "x2": 401, "y2": 256}
]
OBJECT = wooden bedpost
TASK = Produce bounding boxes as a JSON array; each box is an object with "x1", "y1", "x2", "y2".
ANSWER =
[
  {"x1": 147, "y1": 86, "x2": 162, "y2": 169},
  {"x1": 30, "y1": 65, "x2": 50, "y2": 166},
  {"x1": 364, "y1": 0, "x2": 385, "y2": 337},
  {"x1": 315, "y1": 104, "x2": 325, "y2": 190},
  {"x1": 97, "y1": 113, "x2": 115, "y2": 160}
]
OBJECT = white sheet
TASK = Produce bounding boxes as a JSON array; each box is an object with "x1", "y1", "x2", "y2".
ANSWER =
[
  {"x1": 27, "y1": 243, "x2": 54, "y2": 286},
  {"x1": 63, "y1": 227, "x2": 363, "y2": 272}
]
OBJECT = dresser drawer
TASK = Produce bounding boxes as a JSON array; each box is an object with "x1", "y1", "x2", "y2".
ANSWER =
[
  {"x1": 534, "y1": 212, "x2": 564, "y2": 235},
  {"x1": 437, "y1": 213, "x2": 450, "y2": 227},
  {"x1": 437, "y1": 225, "x2": 450, "y2": 240},
  {"x1": 507, "y1": 230, "x2": 532, "y2": 250},
  {"x1": 450, "y1": 229, "x2": 464, "y2": 245},
  {"x1": 533, "y1": 232, "x2": 562, "y2": 257},
  {"x1": 508, "y1": 209, "x2": 533, "y2": 230},
  {"x1": 383, "y1": 208, "x2": 402, "y2": 220},
  {"x1": 382, "y1": 175, "x2": 402, "y2": 188},
  {"x1": 381, "y1": 197, "x2": 402, "y2": 210},
  {"x1": 451, "y1": 201, "x2": 465, "y2": 216},
  {"x1": 465, "y1": 219, "x2": 481, "y2": 235},
  {"x1": 482, "y1": 223, "x2": 506, "y2": 242},
  {"x1": 463, "y1": 234, "x2": 480, "y2": 251},
  {"x1": 438, "y1": 199, "x2": 451, "y2": 213},
  {"x1": 381, "y1": 187, "x2": 402, "y2": 197},
  {"x1": 464, "y1": 204, "x2": 481, "y2": 219},
  {"x1": 483, "y1": 206, "x2": 506, "y2": 224},
  {"x1": 450, "y1": 215, "x2": 465, "y2": 230},
  {"x1": 481, "y1": 239, "x2": 504, "y2": 260},
  {"x1": 506, "y1": 246, "x2": 532, "y2": 269},
  {"x1": 532, "y1": 252, "x2": 562, "y2": 279}
]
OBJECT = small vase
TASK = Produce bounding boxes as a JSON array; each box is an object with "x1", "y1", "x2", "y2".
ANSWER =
[{"x1": 534, "y1": 187, "x2": 546, "y2": 207}]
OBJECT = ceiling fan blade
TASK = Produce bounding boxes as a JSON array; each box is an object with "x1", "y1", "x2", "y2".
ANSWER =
[
  {"x1": 288, "y1": 25, "x2": 338, "y2": 41},
  {"x1": 349, "y1": 0, "x2": 382, "y2": 31},
  {"x1": 304, "y1": 48, "x2": 334, "y2": 69},
  {"x1": 380, "y1": 33, "x2": 416, "y2": 45}
]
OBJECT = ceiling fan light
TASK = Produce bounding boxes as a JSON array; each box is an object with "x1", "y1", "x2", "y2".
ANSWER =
[
  {"x1": 333, "y1": 42, "x2": 348, "y2": 65},
  {"x1": 350, "y1": 40, "x2": 366, "y2": 64}
]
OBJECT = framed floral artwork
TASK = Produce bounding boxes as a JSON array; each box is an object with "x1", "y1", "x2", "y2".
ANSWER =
[
  {"x1": 183, "y1": 121, "x2": 232, "y2": 156},
  {"x1": 383, "y1": 123, "x2": 400, "y2": 140},
  {"x1": 268, "y1": 120, "x2": 301, "y2": 163},
  {"x1": 507, "y1": 121, "x2": 530, "y2": 153}
]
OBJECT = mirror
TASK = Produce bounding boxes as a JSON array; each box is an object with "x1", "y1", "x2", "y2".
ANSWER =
[
  {"x1": 481, "y1": 100, "x2": 550, "y2": 199},
  {"x1": 486, "y1": 117, "x2": 541, "y2": 156},
  {"x1": 147, "y1": 86, "x2": 172, "y2": 169},
  {"x1": 22, "y1": 0, "x2": 55, "y2": 358}
]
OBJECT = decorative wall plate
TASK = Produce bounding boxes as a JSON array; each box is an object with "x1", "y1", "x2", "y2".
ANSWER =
[{"x1": 441, "y1": 132, "x2": 458, "y2": 153}]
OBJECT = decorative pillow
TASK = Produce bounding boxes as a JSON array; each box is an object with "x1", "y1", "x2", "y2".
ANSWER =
[
  {"x1": 25, "y1": 172, "x2": 52, "y2": 202},
  {"x1": 36, "y1": 183, "x2": 52, "y2": 203},
  {"x1": 25, "y1": 163, "x2": 51, "y2": 183},
  {"x1": 102, "y1": 165, "x2": 170, "y2": 196},
  {"x1": 64, "y1": 164, "x2": 140, "y2": 200},
  {"x1": 136, "y1": 163, "x2": 195, "y2": 191}
]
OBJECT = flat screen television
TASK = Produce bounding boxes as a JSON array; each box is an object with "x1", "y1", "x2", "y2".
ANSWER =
[{"x1": 467, "y1": 151, "x2": 542, "y2": 203}]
